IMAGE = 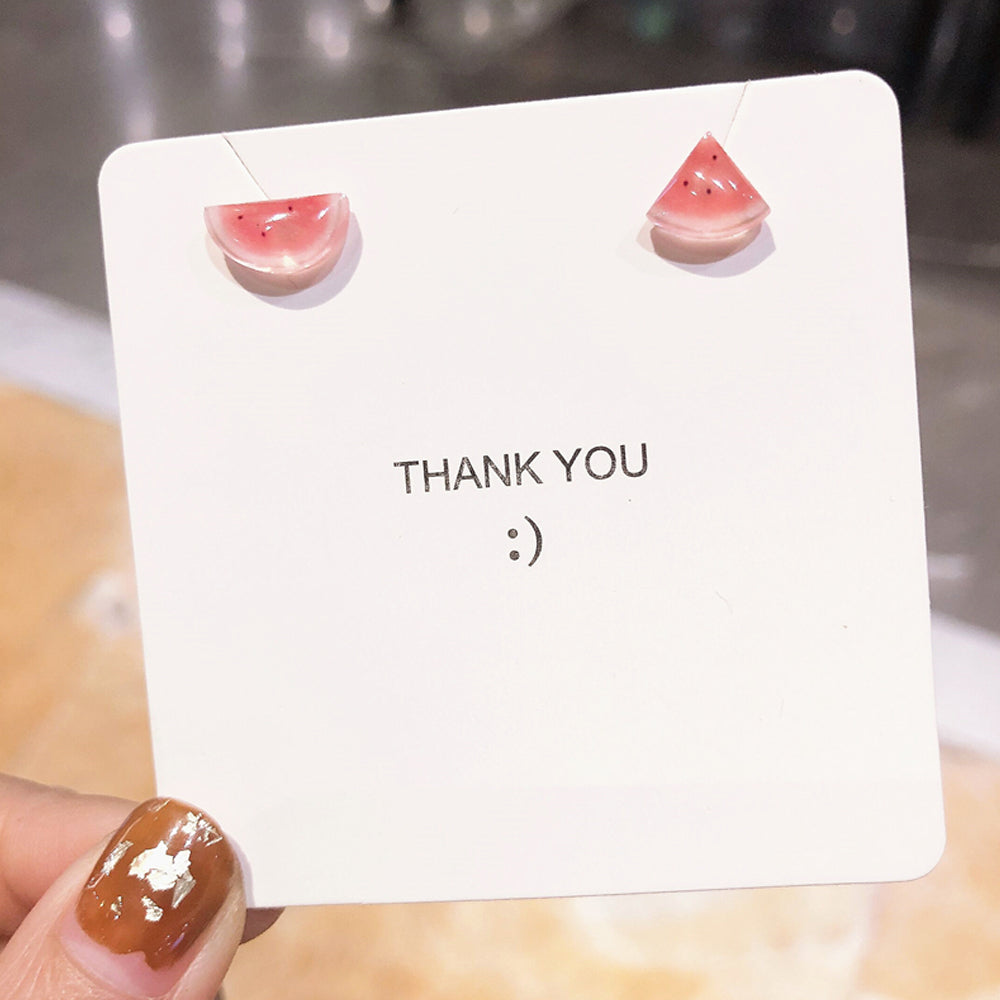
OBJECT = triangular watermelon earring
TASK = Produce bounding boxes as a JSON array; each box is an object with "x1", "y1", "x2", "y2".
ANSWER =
[
  {"x1": 646, "y1": 133, "x2": 769, "y2": 265},
  {"x1": 205, "y1": 193, "x2": 350, "y2": 295}
]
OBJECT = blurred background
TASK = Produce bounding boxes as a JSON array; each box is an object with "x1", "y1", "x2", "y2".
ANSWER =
[{"x1": 1, "y1": 2, "x2": 999, "y2": 998}]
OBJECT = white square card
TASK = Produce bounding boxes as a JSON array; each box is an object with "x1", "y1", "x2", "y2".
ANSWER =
[{"x1": 100, "y1": 70, "x2": 944, "y2": 907}]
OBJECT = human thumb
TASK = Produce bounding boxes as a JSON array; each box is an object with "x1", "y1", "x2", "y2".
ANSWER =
[{"x1": 0, "y1": 798, "x2": 245, "y2": 999}]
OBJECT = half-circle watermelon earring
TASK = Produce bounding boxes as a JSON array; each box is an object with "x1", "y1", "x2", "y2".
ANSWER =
[
  {"x1": 646, "y1": 133, "x2": 769, "y2": 265},
  {"x1": 204, "y1": 192, "x2": 350, "y2": 294}
]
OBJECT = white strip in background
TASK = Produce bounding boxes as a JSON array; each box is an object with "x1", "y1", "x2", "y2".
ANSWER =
[
  {"x1": 932, "y1": 612, "x2": 1000, "y2": 760},
  {"x1": 0, "y1": 282, "x2": 117, "y2": 419}
]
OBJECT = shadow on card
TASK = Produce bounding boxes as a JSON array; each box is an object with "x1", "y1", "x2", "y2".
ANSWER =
[{"x1": 636, "y1": 221, "x2": 775, "y2": 276}]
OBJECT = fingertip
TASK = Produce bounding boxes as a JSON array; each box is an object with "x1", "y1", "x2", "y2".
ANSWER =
[{"x1": 60, "y1": 797, "x2": 245, "y2": 996}]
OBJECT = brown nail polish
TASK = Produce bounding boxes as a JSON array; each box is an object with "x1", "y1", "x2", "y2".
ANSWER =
[{"x1": 76, "y1": 798, "x2": 235, "y2": 971}]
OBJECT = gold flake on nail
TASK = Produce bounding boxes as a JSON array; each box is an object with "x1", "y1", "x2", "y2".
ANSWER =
[
  {"x1": 92, "y1": 839, "x2": 133, "y2": 885},
  {"x1": 179, "y1": 812, "x2": 201, "y2": 837},
  {"x1": 171, "y1": 870, "x2": 196, "y2": 909},
  {"x1": 180, "y1": 811, "x2": 223, "y2": 847},
  {"x1": 129, "y1": 843, "x2": 192, "y2": 892}
]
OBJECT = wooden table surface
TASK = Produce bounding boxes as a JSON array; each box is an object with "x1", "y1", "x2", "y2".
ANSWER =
[{"x1": 3, "y1": 383, "x2": 998, "y2": 1000}]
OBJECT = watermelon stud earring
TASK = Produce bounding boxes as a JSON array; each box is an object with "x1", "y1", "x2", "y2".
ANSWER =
[
  {"x1": 204, "y1": 192, "x2": 350, "y2": 294},
  {"x1": 646, "y1": 134, "x2": 769, "y2": 265}
]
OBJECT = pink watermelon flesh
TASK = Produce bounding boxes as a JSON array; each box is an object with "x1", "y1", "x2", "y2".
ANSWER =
[
  {"x1": 204, "y1": 193, "x2": 349, "y2": 276},
  {"x1": 647, "y1": 134, "x2": 769, "y2": 240}
]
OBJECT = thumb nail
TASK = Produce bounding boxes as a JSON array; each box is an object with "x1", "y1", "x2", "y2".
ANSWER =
[{"x1": 60, "y1": 798, "x2": 236, "y2": 996}]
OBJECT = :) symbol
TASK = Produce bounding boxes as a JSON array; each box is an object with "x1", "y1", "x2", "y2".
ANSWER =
[{"x1": 508, "y1": 516, "x2": 543, "y2": 567}]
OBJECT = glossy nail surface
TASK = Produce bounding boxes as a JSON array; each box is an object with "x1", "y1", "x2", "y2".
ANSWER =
[{"x1": 76, "y1": 798, "x2": 235, "y2": 970}]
